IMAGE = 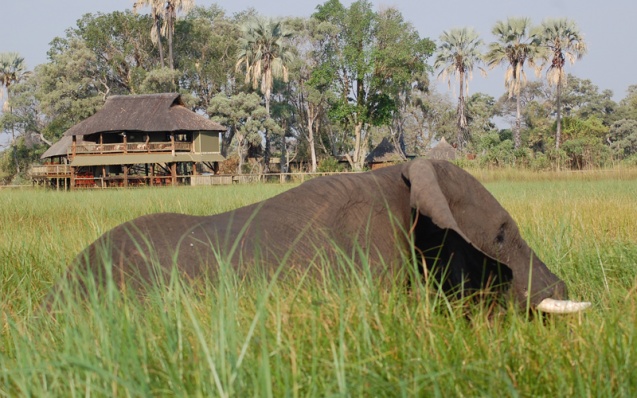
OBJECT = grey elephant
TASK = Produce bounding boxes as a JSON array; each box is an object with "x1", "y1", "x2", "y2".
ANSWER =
[{"x1": 49, "y1": 159, "x2": 590, "y2": 314}]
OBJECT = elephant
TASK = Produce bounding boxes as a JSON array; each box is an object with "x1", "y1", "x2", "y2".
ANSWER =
[{"x1": 48, "y1": 159, "x2": 590, "y2": 314}]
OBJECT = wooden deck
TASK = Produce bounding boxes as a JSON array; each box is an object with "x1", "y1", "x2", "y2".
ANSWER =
[{"x1": 30, "y1": 165, "x2": 71, "y2": 177}]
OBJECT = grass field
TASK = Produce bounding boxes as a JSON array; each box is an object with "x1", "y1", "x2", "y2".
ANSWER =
[{"x1": 1, "y1": 170, "x2": 636, "y2": 397}]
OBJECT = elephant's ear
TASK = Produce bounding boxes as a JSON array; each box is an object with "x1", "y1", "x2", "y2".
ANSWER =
[
  {"x1": 401, "y1": 158, "x2": 515, "y2": 293},
  {"x1": 401, "y1": 158, "x2": 472, "y2": 244}
]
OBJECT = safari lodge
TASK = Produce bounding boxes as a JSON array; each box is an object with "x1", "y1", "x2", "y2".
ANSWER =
[{"x1": 30, "y1": 93, "x2": 226, "y2": 189}]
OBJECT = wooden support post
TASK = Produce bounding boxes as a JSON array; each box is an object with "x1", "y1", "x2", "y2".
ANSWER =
[
  {"x1": 171, "y1": 162, "x2": 177, "y2": 186},
  {"x1": 150, "y1": 163, "x2": 155, "y2": 186},
  {"x1": 70, "y1": 166, "x2": 76, "y2": 191},
  {"x1": 71, "y1": 136, "x2": 77, "y2": 159},
  {"x1": 123, "y1": 165, "x2": 129, "y2": 188}
]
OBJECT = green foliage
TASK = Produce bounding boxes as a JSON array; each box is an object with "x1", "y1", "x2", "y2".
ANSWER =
[
  {"x1": 561, "y1": 75, "x2": 616, "y2": 125},
  {"x1": 208, "y1": 92, "x2": 269, "y2": 171},
  {"x1": 609, "y1": 119, "x2": 637, "y2": 158},
  {"x1": 139, "y1": 67, "x2": 180, "y2": 93},
  {"x1": 621, "y1": 154, "x2": 637, "y2": 166},
  {"x1": 0, "y1": 137, "x2": 45, "y2": 180},
  {"x1": 559, "y1": 116, "x2": 610, "y2": 169},
  {"x1": 312, "y1": 0, "x2": 433, "y2": 167},
  {"x1": 466, "y1": 93, "x2": 497, "y2": 141},
  {"x1": 615, "y1": 85, "x2": 637, "y2": 121},
  {"x1": 477, "y1": 135, "x2": 515, "y2": 167},
  {"x1": 64, "y1": 10, "x2": 158, "y2": 94},
  {"x1": 316, "y1": 156, "x2": 345, "y2": 172},
  {"x1": 176, "y1": 5, "x2": 241, "y2": 111}
]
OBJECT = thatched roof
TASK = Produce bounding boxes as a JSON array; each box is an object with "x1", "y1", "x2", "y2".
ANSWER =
[
  {"x1": 41, "y1": 136, "x2": 72, "y2": 159},
  {"x1": 365, "y1": 137, "x2": 406, "y2": 164},
  {"x1": 41, "y1": 136, "x2": 88, "y2": 159},
  {"x1": 63, "y1": 93, "x2": 225, "y2": 137},
  {"x1": 426, "y1": 137, "x2": 457, "y2": 161}
]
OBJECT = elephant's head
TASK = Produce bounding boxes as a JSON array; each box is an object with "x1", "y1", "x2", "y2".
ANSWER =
[{"x1": 401, "y1": 159, "x2": 590, "y2": 313}]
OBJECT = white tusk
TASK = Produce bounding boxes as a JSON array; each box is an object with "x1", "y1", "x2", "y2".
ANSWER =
[{"x1": 536, "y1": 298, "x2": 592, "y2": 314}]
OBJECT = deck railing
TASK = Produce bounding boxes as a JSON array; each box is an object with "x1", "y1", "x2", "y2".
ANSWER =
[
  {"x1": 30, "y1": 164, "x2": 71, "y2": 177},
  {"x1": 72, "y1": 142, "x2": 192, "y2": 155}
]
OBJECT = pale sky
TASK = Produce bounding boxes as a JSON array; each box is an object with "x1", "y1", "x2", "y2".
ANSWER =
[{"x1": 1, "y1": 0, "x2": 635, "y2": 105}]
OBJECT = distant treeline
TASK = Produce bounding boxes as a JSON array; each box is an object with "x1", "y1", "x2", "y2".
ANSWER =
[{"x1": 1, "y1": 1, "x2": 637, "y2": 182}]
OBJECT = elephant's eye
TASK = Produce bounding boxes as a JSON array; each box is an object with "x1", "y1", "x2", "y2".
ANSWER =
[{"x1": 495, "y1": 223, "x2": 506, "y2": 245}]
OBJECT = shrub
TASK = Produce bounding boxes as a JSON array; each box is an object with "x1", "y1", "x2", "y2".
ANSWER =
[{"x1": 317, "y1": 157, "x2": 346, "y2": 172}]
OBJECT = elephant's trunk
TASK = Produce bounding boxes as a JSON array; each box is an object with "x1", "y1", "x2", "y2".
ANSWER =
[{"x1": 512, "y1": 255, "x2": 590, "y2": 314}]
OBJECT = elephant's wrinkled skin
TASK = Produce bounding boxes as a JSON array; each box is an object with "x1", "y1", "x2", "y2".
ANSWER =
[{"x1": 50, "y1": 159, "x2": 588, "y2": 312}]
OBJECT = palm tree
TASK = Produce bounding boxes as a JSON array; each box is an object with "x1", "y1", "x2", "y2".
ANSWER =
[
  {"x1": 434, "y1": 27, "x2": 485, "y2": 150},
  {"x1": 485, "y1": 17, "x2": 543, "y2": 149},
  {"x1": 236, "y1": 17, "x2": 293, "y2": 173},
  {"x1": 163, "y1": 0, "x2": 194, "y2": 69},
  {"x1": 0, "y1": 53, "x2": 28, "y2": 105},
  {"x1": 538, "y1": 18, "x2": 587, "y2": 150},
  {"x1": 133, "y1": 0, "x2": 166, "y2": 68},
  {"x1": 0, "y1": 52, "x2": 30, "y2": 173}
]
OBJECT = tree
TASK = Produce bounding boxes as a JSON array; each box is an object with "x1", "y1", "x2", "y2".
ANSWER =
[
  {"x1": 374, "y1": 7, "x2": 433, "y2": 160},
  {"x1": 402, "y1": 88, "x2": 455, "y2": 154},
  {"x1": 485, "y1": 17, "x2": 543, "y2": 149},
  {"x1": 538, "y1": 18, "x2": 587, "y2": 150},
  {"x1": 0, "y1": 52, "x2": 31, "y2": 173},
  {"x1": 235, "y1": 16, "x2": 294, "y2": 173},
  {"x1": 0, "y1": 53, "x2": 29, "y2": 105},
  {"x1": 434, "y1": 27, "x2": 485, "y2": 149},
  {"x1": 176, "y1": 5, "x2": 241, "y2": 112},
  {"x1": 208, "y1": 92, "x2": 268, "y2": 173},
  {"x1": 284, "y1": 17, "x2": 336, "y2": 172},
  {"x1": 63, "y1": 10, "x2": 159, "y2": 95},
  {"x1": 608, "y1": 119, "x2": 637, "y2": 159},
  {"x1": 134, "y1": 0, "x2": 195, "y2": 70},
  {"x1": 465, "y1": 92, "x2": 497, "y2": 142},
  {"x1": 615, "y1": 85, "x2": 637, "y2": 121},
  {"x1": 560, "y1": 75, "x2": 616, "y2": 124},
  {"x1": 164, "y1": 0, "x2": 195, "y2": 69},
  {"x1": 133, "y1": 0, "x2": 166, "y2": 67},
  {"x1": 314, "y1": 0, "x2": 375, "y2": 170},
  {"x1": 313, "y1": 0, "x2": 433, "y2": 169},
  {"x1": 560, "y1": 116, "x2": 609, "y2": 169},
  {"x1": 36, "y1": 39, "x2": 105, "y2": 138}
]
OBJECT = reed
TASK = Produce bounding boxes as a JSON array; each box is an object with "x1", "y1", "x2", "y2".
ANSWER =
[{"x1": 1, "y1": 173, "x2": 636, "y2": 396}]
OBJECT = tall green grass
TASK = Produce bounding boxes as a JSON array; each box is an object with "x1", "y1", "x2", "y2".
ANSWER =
[{"x1": 1, "y1": 172, "x2": 636, "y2": 397}]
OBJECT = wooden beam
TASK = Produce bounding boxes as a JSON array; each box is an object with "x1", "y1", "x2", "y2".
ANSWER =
[
  {"x1": 70, "y1": 166, "x2": 76, "y2": 191},
  {"x1": 71, "y1": 136, "x2": 77, "y2": 159}
]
